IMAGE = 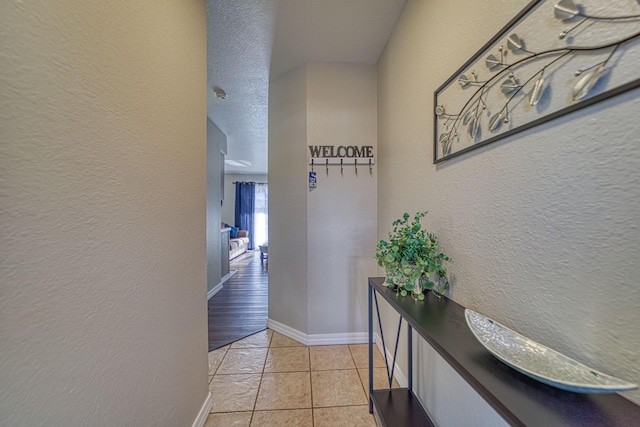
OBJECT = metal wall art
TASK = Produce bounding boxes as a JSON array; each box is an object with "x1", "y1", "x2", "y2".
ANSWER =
[{"x1": 434, "y1": 0, "x2": 640, "y2": 163}]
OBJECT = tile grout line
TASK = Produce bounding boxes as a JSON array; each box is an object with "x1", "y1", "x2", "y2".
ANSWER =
[
  {"x1": 209, "y1": 331, "x2": 377, "y2": 425},
  {"x1": 348, "y1": 345, "x2": 369, "y2": 401},
  {"x1": 248, "y1": 332, "x2": 272, "y2": 425},
  {"x1": 309, "y1": 344, "x2": 315, "y2": 426},
  {"x1": 354, "y1": 345, "x2": 371, "y2": 395},
  {"x1": 214, "y1": 346, "x2": 229, "y2": 377}
]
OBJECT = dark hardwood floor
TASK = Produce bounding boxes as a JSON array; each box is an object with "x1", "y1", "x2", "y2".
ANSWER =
[{"x1": 208, "y1": 250, "x2": 268, "y2": 350}]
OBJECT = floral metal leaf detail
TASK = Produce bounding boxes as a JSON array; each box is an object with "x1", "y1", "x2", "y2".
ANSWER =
[
  {"x1": 500, "y1": 77, "x2": 519, "y2": 94},
  {"x1": 529, "y1": 74, "x2": 546, "y2": 106},
  {"x1": 439, "y1": 132, "x2": 449, "y2": 146},
  {"x1": 489, "y1": 113, "x2": 503, "y2": 132},
  {"x1": 440, "y1": 133, "x2": 453, "y2": 155},
  {"x1": 485, "y1": 54, "x2": 501, "y2": 69},
  {"x1": 507, "y1": 34, "x2": 523, "y2": 52},
  {"x1": 573, "y1": 64, "x2": 603, "y2": 101},
  {"x1": 434, "y1": 1, "x2": 636, "y2": 162},
  {"x1": 554, "y1": 0, "x2": 579, "y2": 20},
  {"x1": 462, "y1": 109, "x2": 474, "y2": 125},
  {"x1": 468, "y1": 116, "x2": 480, "y2": 138}
]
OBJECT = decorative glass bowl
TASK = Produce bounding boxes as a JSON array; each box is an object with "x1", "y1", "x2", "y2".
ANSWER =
[{"x1": 465, "y1": 309, "x2": 638, "y2": 393}]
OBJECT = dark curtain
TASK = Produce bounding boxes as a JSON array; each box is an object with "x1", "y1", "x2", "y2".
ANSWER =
[{"x1": 235, "y1": 182, "x2": 256, "y2": 249}]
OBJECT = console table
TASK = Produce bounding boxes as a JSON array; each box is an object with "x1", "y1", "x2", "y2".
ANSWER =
[{"x1": 368, "y1": 277, "x2": 640, "y2": 427}]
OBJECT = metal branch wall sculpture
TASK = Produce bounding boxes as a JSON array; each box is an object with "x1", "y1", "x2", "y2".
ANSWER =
[{"x1": 433, "y1": 0, "x2": 640, "y2": 163}]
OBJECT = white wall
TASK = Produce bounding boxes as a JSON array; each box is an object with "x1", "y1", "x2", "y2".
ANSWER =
[
  {"x1": 207, "y1": 121, "x2": 227, "y2": 294},
  {"x1": 269, "y1": 62, "x2": 378, "y2": 338},
  {"x1": 222, "y1": 174, "x2": 269, "y2": 226},
  {"x1": 306, "y1": 63, "x2": 378, "y2": 335},
  {"x1": 377, "y1": 0, "x2": 640, "y2": 424},
  {"x1": 0, "y1": 1, "x2": 209, "y2": 426}
]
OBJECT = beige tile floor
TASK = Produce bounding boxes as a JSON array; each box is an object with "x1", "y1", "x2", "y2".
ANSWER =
[{"x1": 206, "y1": 329, "x2": 399, "y2": 426}]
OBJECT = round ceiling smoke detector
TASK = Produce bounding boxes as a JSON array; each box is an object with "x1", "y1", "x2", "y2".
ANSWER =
[{"x1": 213, "y1": 87, "x2": 227, "y2": 99}]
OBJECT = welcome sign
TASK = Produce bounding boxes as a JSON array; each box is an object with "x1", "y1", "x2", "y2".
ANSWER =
[
  {"x1": 309, "y1": 145, "x2": 374, "y2": 159},
  {"x1": 308, "y1": 145, "x2": 375, "y2": 167}
]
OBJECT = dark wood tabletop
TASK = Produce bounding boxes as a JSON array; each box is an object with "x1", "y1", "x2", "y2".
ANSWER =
[{"x1": 369, "y1": 277, "x2": 640, "y2": 427}]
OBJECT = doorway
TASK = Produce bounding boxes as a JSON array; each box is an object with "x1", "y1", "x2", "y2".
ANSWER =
[{"x1": 209, "y1": 177, "x2": 269, "y2": 350}]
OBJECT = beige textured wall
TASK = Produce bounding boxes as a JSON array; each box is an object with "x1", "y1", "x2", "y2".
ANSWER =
[
  {"x1": 306, "y1": 62, "x2": 378, "y2": 335},
  {"x1": 0, "y1": 1, "x2": 208, "y2": 425},
  {"x1": 268, "y1": 65, "x2": 309, "y2": 333},
  {"x1": 377, "y1": 0, "x2": 640, "y2": 422},
  {"x1": 268, "y1": 62, "x2": 378, "y2": 338}
]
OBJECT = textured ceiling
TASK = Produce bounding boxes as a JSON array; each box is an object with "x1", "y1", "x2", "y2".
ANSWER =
[{"x1": 207, "y1": 0, "x2": 406, "y2": 174}]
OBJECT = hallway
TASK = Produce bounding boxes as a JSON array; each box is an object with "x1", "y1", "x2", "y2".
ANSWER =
[
  {"x1": 205, "y1": 329, "x2": 397, "y2": 426},
  {"x1": 206, "y1": 250, "x2": 395, "y2": 425},
  {"x1": 208, "y1": 251, "x2": 268, "y2": 350}
]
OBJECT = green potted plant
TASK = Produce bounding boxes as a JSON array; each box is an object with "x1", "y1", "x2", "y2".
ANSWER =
[{"x1": 375, "y1": 211, "x2": 450, "y2": 300}]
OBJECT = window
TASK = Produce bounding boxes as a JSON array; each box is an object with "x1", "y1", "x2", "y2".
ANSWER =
[{"x1": 254, "y1": 184, "x2": 268, "y2": 247}]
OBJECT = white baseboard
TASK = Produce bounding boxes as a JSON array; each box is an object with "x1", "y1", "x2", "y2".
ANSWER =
[
  {"x1": 222, "y1": 269, "x2": 237, "y2": 283},
  {"x1": 207, "y1": 283, "x2": 223, "y2": 300},
  {"x1": 266, "y1": 319, "x2": 308, "y2": 344},
  {"x1": 266, "y1": 318, "x2": 368, "y2": 346},
  {"x1": 307, "y1": 331, "x2": 369, "y2": 346},
  {"x1": 265, "y1": 320, "x2": 406, "y2": 385},
  {"x1": 192, "y1": 392, "x2": 212, "y2": 427},
  {"x1": 207, "y1": 270, "x2": 237, "y2": 300}
]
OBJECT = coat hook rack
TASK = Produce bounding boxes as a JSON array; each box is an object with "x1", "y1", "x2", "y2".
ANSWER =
[{"x1": 308, "y1": 158, "x2": 375, "y2": 177}]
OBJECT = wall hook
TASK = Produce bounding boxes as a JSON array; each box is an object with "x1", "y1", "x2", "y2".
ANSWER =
[
  {"x1": 340, "y1": 158, "x2": 343, "y2": 176},
  {"x1": 326, "y1": 158, "x2": 329, "y2": 176},
  {"x1": 355, "y1": 158, "x2": 358, "y2": 176},
  {"x1": 369, "y1": 158, "x2": 372, "y2": 176},
  {"x1": 311, "y1": 158, "x2": 314, "y2": 173}
]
